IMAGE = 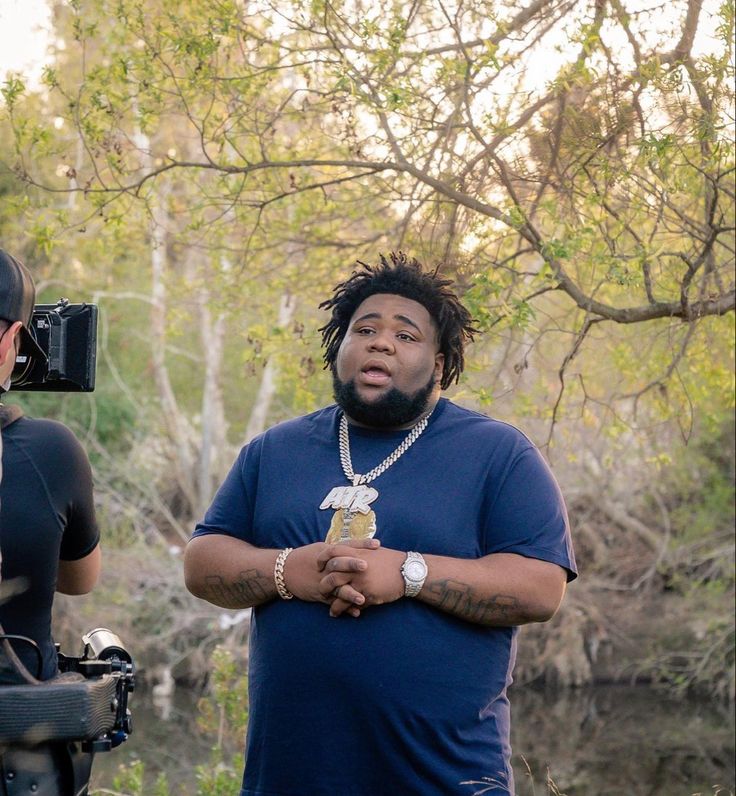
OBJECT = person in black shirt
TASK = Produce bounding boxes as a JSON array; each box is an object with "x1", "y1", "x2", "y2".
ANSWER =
[{"x1": 0, "y1": 249, "x2": 101, "y2": 683}]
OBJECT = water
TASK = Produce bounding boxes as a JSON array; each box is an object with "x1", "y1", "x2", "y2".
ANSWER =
[
  {"x1": 89, "y1": 685, "x2": 735, "y2": 795},
  {"x1": 509, "y1": 686, "x2": 734, "y2": 796}
]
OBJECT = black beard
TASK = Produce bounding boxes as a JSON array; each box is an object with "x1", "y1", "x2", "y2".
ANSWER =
[{"x1": 332, "y1": 372, "x2": 436, "y2": 428}]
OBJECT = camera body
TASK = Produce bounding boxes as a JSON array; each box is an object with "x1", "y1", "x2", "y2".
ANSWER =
[{"x1": 12, "y1": 299, "x2": 97, "y2": 392}]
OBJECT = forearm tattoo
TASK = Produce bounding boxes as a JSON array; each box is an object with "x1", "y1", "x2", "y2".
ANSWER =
[
  {"x1": 424, "y1": 578, "x2": 522, "y2": 626},
  {"x1": 204, "y1": 569, "x2": 273, "y2": 608}
]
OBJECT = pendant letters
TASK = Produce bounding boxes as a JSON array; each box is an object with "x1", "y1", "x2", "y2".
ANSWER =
[{"x1": 320, "y1": 485, "x2": 378, "y2": 515}]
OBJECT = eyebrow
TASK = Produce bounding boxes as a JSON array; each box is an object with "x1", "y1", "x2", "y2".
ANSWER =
[{"x1": 352, "y1": 312, "x2": 422, "y2": 333}]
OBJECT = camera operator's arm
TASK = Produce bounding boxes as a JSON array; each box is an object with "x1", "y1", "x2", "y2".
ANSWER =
[
  {"x1": 57, "y1": 544, "x2": 101, "y2": 595},
  {"x1": 53, "y1": 421, "x2": 101, "y2": 595}
]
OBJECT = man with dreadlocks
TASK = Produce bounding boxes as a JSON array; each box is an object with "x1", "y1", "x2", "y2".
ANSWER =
[{"x1": 185, "y1": 252, "x2": 576, "y2": 796}]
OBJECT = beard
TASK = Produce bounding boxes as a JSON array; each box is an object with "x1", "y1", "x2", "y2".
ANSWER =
[{"x1": 332, "y1": 371, "x2": 436, "y2": 429}]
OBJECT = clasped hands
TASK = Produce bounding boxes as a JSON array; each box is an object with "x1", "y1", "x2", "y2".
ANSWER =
[{"x1": 282, "y1": 539, "x2": 405, "y2": 618}]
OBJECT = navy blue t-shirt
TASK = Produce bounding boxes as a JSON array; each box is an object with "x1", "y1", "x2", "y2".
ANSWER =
[{"x1": 193, "y1": 399, "x2": 576, "y2": 795}]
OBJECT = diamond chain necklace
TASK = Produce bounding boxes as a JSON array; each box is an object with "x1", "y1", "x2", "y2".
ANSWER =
[{"x1": 338, "y1": 409, "x2": 434, "y2": 487}]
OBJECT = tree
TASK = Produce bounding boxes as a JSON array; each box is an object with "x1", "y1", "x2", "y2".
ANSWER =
[{"x1": 2, "y1": 0, "x2": 732, "y2": 442}]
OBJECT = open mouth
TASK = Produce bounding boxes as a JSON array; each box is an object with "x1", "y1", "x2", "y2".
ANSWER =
[{"x1": 360, "y1": 360, "x2": 391, "y2": 385}]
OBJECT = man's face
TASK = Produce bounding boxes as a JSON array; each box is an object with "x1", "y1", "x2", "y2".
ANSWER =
[
  {"x1": 0, "y1": 321, "x2": 20, "y2": 388},
  {"x1": 333, "y1": 293, "x2": 444, "y2": 426}
]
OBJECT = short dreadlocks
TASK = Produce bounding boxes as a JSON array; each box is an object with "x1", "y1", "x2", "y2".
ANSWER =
[{"x1": 319, "y1": 252, "x2": 477, "y2": 390}]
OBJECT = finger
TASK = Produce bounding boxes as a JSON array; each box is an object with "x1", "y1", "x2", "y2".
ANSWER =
[
  {"x1": 341, "y1": 538, "x2": 381, "y2": 549},
  {"x1": 323, "y1": 556, "x2": 368, "y2": 574},
  {"x1": 316, "y1": 538, "x2": 380, "y2": 570},
  {"x1": 329, "y1": 597, "x2": 359, "y2": 618},
  {"x1": 318, "y1": 572, "x2": 353, "y2": 597},
  {"x1": 333, "y1": 583, "x2": 365, "y2": 606},
  {"x1": 323, "y1": 580, "x2": 365, "y2": 605}
]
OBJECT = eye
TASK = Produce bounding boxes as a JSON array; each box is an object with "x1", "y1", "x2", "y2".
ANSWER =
[
  {"x1": 355, "y1": 327, "x2": 374, "y2": 335},
  {"x1": 397, "y1": 332, "x2": 416, "y2": 342}
]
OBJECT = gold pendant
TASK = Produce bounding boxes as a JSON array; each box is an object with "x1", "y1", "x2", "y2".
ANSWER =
[{"x1": 325, "y1": 508, "x2": 377, "y2": 544}]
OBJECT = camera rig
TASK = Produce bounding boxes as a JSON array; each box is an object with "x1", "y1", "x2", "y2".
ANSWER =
[
  {"x1": 0, "y1": 628, "x2": 134, "y2": 751},
  {"x1": 1, "y1": 295, "x2": 125, "y2": 795}
]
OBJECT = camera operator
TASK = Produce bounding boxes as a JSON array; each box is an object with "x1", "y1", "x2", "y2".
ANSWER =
[{"x1": 0, "y1": 248, "x2": 101, "y2": 685}]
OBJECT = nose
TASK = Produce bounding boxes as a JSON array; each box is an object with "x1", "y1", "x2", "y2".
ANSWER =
[{"x1": 367, "y1": 330, "x2": 394, "y2": 353}]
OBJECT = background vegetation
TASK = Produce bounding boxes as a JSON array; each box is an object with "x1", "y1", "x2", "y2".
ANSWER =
[{"x1": 0, "y1": 0, "x2": 733, "y2": 791}]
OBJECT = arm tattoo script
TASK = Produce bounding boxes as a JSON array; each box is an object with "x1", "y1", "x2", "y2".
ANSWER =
[
  {"x1": 425, "y1": 578, "x2": 522, "y2": 626},
  {"x1": 204, "y1": 569, "x2": 273, "y2": 608}
]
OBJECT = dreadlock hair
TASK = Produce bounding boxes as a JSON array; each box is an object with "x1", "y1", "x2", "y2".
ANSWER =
[{"x1": 319, "y1": 252, "x2": 478, "y2": 390}]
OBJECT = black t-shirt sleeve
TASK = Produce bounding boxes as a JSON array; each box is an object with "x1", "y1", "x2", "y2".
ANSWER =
[{"x1": 46, "y1": 422, "x2": 100, "y2": 561}]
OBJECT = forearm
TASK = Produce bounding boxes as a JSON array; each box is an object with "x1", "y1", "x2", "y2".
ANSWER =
[
  {"x1": 418, "y1": 552, "x2": 567, "y2": 627},
  {"x1": 184, "y1": 535, "x2": 279, "y2": 609},
  {"x1": 319, "y1": 548, "x2": 567, "y2": 625},
  {"x1": 184, "y1": 536, "x2": 377, "y2": 609}
]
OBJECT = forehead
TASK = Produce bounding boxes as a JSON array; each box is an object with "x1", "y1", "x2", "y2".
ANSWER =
[{"x1": 350, "y1": 293, "x2": 435, "y2": 332}]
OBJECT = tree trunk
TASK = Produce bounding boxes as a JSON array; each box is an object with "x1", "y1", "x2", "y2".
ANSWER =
[
  {"x1": 245, "y1": 291, "x2": 297, "y2": 442},
  {"x1": 134, "y1": 119, "x2": 197, "y2": 516},
  {"x1": 194, "y1": 261, "x2": 228, "y2": 516}
]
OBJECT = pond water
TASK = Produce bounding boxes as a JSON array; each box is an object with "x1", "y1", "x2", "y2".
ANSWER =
[{"x1": 89, "y1": 684, "x2": 735, "y2": 795}]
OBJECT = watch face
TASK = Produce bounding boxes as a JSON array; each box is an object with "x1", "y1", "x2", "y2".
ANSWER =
[{"x1": 405, "y1": 560, "x2": 426, "y2": 580}]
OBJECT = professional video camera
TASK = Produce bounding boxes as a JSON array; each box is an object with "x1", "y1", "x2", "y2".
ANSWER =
[{"x1": 11, "y1": 298, "x2": 97, "y2": 392}]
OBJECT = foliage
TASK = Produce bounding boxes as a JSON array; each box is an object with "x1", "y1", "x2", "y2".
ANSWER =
[
  {"x1": 0, "y1": 0, "x2": 731, "y2": 481},
  {"x1": 640, "y1": 412, "x2": 736, "y2": 700},
  {"x1": 664, "y1": 414, "x2": 735, "y2": 544},
  {"x1": 192, "y1": 763, "x2": 242, "y2": 796},
  {"x1": 196, "y1": 646, "x2": 249, "y2": 749},
  {"x1": 0, "y1": 0, "x2": 731, "y2": 445},
  {"x1": 89, "y1": 646, "x2": 249, "y2": 796},
  {"x1": 193, "y1": 646, "x2": 249, "y2": 793},
  {"x1": 516, "y1": 406, "x2": 735, "y2": 699},
  {"x1": 105, "y1": 759, "x2": 169, "y2": 796}
]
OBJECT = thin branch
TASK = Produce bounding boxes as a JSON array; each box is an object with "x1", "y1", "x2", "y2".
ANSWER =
[{"x1": 546, "y1": 317, "x2": 603, "y2": 448}]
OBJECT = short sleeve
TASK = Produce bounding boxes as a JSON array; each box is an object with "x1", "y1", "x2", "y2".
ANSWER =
[
  {"x1": 192, "y1": 438, "x2": 260, "y2": 541},
  {"x1": 56, "y1": 425, "x2": 99, "y2": 561},
  {"x1": 483, "y1": 445, "x2": 577, "y2": 581}
]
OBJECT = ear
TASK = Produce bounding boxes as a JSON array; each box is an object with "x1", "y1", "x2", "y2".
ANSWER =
[
  {"x1": 0, "y1": 321, "x2": 22, "y2": 367},
  {"x1": 434, "y1": 351, "x2": 445, "y2": 384}
]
